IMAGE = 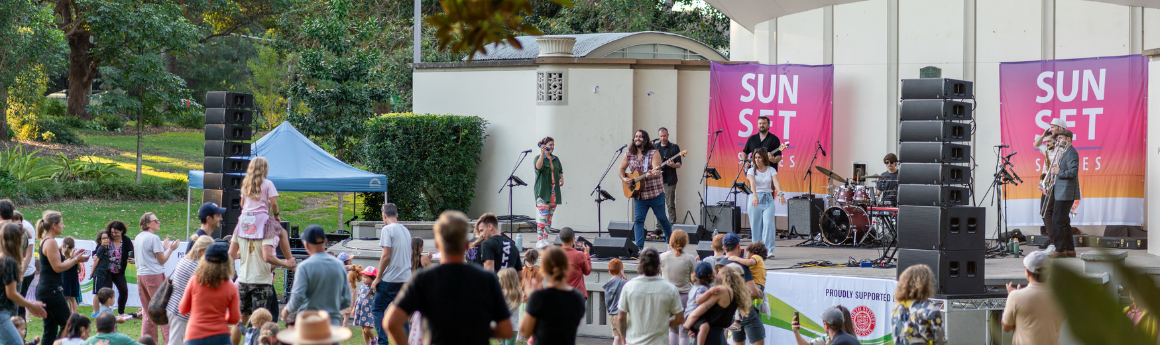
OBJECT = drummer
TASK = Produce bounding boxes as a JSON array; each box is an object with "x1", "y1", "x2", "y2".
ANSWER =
[{"x1": 875, "y1": 153, "x2": 899, "y2": 205}]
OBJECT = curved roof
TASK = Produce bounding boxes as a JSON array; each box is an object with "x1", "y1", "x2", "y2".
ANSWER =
[{"x1": 468, "y1": 31, "x2": 727, "y2": 61}]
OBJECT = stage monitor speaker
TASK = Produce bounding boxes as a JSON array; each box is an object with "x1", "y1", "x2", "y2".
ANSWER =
[
  {"x1": 787, "y1": 197, "x2": 823, "y2": 236},
  {"x1": 203, "y1": 173, "x2": 245, "y2": 190},
  {"x1": 899, "y1": 142, "x2": 970, "y2": 164},
  {"x1": 204, "y1": 157, "x2": 251, "y2": 173},
  {"x1": 900, "y1": 78, "x2": 974, "y2": 100},
  {"x1": 672, "y1": 224, "x2": 708, "y2": 244},
  {"x1": 608, "y1": 221, "x2": 634, "y2": 239},
  {"x1": 203, "y1": 189, "x2": 243, "y2": 213},
  {"x1": 696, "y1": 241, "x2": 714, "y2": 259},
  {"x1": 701, "y1": 205, "x2": 740, "y2": 234},
  {"x1": 215, "y1": 221, "x2": 237, "y2": 238},
  {"x1": 205, "y1": 108, "x2": 253, "y2": 125},
  {"x1": 898, "y1": 206, "x2": 985, "y2": 251},
  {"x1": 898, "y1": 249, "x2": 985, "y2": 295},
  {"x1": 899, "y1": 121, "x2": 971, "y2": 143},
  {"x1": 592, "y1": 237, "x2": 639, "y2": 259},
  {"x1": 897, "y1": 184, "x2": 970, "y2": 207},
  {"x1": 897, "y1": 163, "x2": 969, "y2": 185},
  {"x1": 205, "y1": 124, "x2": 253, "y2": 141},
  {"x1": 899, "y1": 99, "x2": 973, "y2": 121},
  {"x1": 204, "y1": 141, "x2": 251, "y2": 157},
  {"x1": 205, "y1": 91, "x2": 254, "y2": 109}
]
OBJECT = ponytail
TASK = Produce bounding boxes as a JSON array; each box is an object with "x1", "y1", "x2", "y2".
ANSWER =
[{"x1": 36, "y1": 210, "x2": 62, "y2": 242}]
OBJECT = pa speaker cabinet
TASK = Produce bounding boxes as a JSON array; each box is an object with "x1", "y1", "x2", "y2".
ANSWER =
[
  {"x1": 898, "y1": 206, "x2": 985, "y2": 251},
  {"x1": 205, "y1": 124, "x2": 253, "y2": 141},
  {"x1": 204, "y1": 157, "x2": 251, "y2": 173},
  {"x1": 898, "y1": 249, "x2": 985, "y2": 295},
  {"x1": 899, "y1": 121, "x2": 971, "y2": 143},
  {"x1": 592, "y1": 237, "x2": 639, "y2": 259},
  {"x1": 204, "y1": 173, "x2": 245, "y2": 190},
  {"x1": 607, "y1": 221, "x2": 634, "y2": 239},
  {"x1": 205, "y1": 108, "x2": 253, "y2": 125},
  {"x1": 672, "y1": 224, "x2": 708, "y2": 244},
  {"x1": 696, "y1": 241, "x2": 714, "y2": 259},
  {"x1": 701, "y1": 205, "x2": 740, "y2": 234},
  {"x1": 900, "y1": 78, "x2": 974, "y2": 100},
  {"x1": 899, "y1": 142, "x2": 971, "y2": 164},
  {"x1": 898, "y1": 163, "x2": 969, "y2": 185},
  {"x1": 787, "y1": 197, "x2": 823, "y2": 235},
  {"x1": 203, "y1": 189, "x2": 243, "y2": 213},
  {"x1": 204, "y1": 141, "x2": 252, "y2": 157},
  {"x1": 899, "y1": 99, "x2": 973, "y2": 121},
  {"x1": 216, "y1": 221, "x2": 238, "y2": 238},
  {"x1": 898, "y1": 185, "x2": 970, "y2": 207},
  {"x1": 205, "y1": 91, "x2": 254, "y2": 108}
]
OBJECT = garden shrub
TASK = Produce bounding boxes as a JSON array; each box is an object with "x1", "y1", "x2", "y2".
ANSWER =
[{"x1": 0, "y1": 177, "x2": 185, "y2": 205}]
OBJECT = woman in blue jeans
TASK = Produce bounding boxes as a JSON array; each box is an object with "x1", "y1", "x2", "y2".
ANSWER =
[
  {"x1": 0, "y1": 223, "x2": 46, "y2": 344},
  {"x1": 747, "y1": 148, "x2": 785, "y2": 253}
]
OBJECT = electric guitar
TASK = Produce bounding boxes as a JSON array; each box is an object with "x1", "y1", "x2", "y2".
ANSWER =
[{"x1": 623, "y1": 150, "x2": 688, "y2": 198}]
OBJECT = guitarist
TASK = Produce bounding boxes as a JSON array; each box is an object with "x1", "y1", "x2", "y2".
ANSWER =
[
  {"x1": 620, "y1": 130, "x2": 674, "y2": 250},
  {"x1": 656, "y1": 127, "x2": 683, "y2": 227},
  {"x1": 743, "y1": 116, "x2": 783, "y2": 171}
]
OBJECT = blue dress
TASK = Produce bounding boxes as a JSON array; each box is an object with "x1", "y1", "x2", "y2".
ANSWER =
[{"x1": 351, "y1": 285, "x2": 375, "y2": 327}]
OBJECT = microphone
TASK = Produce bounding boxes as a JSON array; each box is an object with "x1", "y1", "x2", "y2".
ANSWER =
[
  {"x1": 617, "y1": 144, "x2": 628, "y2": 151},
  {"x1": 713, "y1": 129, "x2": 724, "y2": 134},
  {"x1": 1004, "y1": 151, "x2": 1018, "y2": 160},
  {"x1": 521, "y1": 149, "x2": 533, "y2": 153},
  {"x1": 817, "y1": 141, "x2": 827, "y2": 157},
  {"x1": 996, "y1": 144, "x2": 1010, "y2": 148}
]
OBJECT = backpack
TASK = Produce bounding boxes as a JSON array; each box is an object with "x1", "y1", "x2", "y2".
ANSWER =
[{"x1": 146, "y1": 278, "x2": 174, "y2": 325}]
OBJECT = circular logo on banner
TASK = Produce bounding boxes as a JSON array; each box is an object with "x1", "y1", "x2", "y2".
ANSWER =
[{"x1": 852, "y1": 305, "x2": 876, "y2": 337}]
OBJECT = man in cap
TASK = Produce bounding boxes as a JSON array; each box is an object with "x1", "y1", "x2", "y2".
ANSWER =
[
  {"x1": 190, "y1": 202, "x2": 226, "y2": 252},
  {"x1": 820, "y1": 306, "x2": 859, "y2": 345},
  {"x1": 1033, "y1": 118, "x2": 1068, "y2": 245},
  {"x1": 282, "y1": 225, "x2": 351, "y2": 325},
  {"x1": 1002, "y1": 251, "x2": 1063, "y2": 345},
  {"x1": 717, "y1": 233, "x2": 764, "y2": 345}
]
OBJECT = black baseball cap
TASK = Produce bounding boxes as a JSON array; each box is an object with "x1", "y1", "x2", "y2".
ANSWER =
[
  {"x1": 205, "y1": 242, "x2": 229, "y2": 263},
  {"x1": 301, "y1": 225, "x2": 326, "y2": 245},
  {"x1": 197, "y1": 202, "x2": 227, "y2": 221}
]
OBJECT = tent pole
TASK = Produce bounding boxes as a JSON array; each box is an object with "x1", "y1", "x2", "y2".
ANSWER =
[{"x1": 339, "y1": 192, "x2": 344, "y2": 233}]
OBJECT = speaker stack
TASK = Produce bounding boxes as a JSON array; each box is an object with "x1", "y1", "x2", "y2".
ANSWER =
[
  {"x1": 896, "y1": 79, "x2": 986, "y2": 295},
  {"x1": 202, "y1": 91, "x2": 254, "y2": 238}
]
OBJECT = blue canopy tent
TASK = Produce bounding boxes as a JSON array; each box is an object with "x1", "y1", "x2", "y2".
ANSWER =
[{"x1": 186, "y1": 121, "x2": 387, "y2": 234}]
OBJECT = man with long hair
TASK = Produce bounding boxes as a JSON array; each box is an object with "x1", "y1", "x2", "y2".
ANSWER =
[{"x1": 619, "y1": 130, "x2": 674, "y2": 249}]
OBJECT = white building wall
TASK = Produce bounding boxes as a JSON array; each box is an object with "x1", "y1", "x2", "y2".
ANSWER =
[
  {"x1": 832, "y1": 0, "x2": 891, "y2": 181},
  {"x1": 1148, "y1": 9, "x2": 1160, "y2": 50},
  {"x1": 1148, "y1": 55, "x2": 1160, "y2": 255},
  {"x1": 677, "y1": 69, "x2": 712, "y2": 226},
  {"x1": 898, "y1": 0, "x2": 965, "y2": 80},
  {"x1": 629, "y1": 67, "x2": 680, "y2": 227},
  {"x1": 777, "y1": 8, "x2": 827, "y2": 65},
  {"x1": 1054, "y1": 0, "x2": 1130, "y2": 59}
]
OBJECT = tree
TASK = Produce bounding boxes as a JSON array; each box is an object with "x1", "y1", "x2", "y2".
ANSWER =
[{"x1": 0, "y1": 0, "x2": 66, "y2": 140}]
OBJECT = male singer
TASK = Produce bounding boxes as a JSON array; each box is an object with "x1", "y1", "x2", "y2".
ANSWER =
[{"x1": 1049, "y1": 129, "x2": 1080, "y2": 258}]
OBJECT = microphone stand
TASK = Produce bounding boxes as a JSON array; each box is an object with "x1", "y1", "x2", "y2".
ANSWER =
[
  {"x1": 698, "y1": 130, "x2": 723, "y2": 230},
  {"x1": 796, "y1": 143, "x2": 828, "y2": 246},
  {"x1": 591, "y1": 146, "x2": 625, "y2": 237},
  {"x1": 498, "y1": 150, "x2": 530, "y2": 237}
]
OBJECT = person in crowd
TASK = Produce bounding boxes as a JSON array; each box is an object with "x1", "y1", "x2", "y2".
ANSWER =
[
  {"x1": 134, "y1": 212, "x2": 176, "y2": 341},
  {"x1": 53, "y1": 313, "x2": 90, "y2": 345},
  {"x1": 239, "y1": 308, "x2": 273, "y2": 345},
  {"x1": 683, "y1": 261, "x2": 713, "y2": 344},
  {"x1": 276, "y1": 310, "x2": 351, "y2": 344},
  {"x1": 407, "y1": 237, "x2": 432, "y2": 345},
  {"x1": 342, "y1": 263, "x2": 363, "y2": 326},
  {"x1": 386, "y1": 210, "x2": 514, "y2": 345},
  {"x1": 370, "y1": 203, "x2": 412, "y2": 345},
  {"x1": 10, "y1": 315, "x2": 38, "y2": 345},
  {"x1": 229, "y1": 204, "x2": 295, "y2": 345},
  {"x1": 715, "y1": 233, "x2": 764, "y2": 345},
  {"x1": 892, "y1": 264, "x2": 946, "y2": 345},
  {"x1": 236, "y1": 157, "x2": 294, "y2": 264},
  {"x1": 479, "y1": 213, "x2": 523, "y2": 273},
  {"x1": 351, "y1": 266, "x2": 377, "y2": 345},
  {"x1": 703, "y1": 234, "x2": 725, "y2": 264},
  {"x1": 83, "y1": 312, "x2": 141, "y2": 345},
  {"x1": 166, "y1": 236, "x2": 214, "y2": 345},
  {"x1": 534, "y1": 136, "x2": 564, "y2": 249},
  {"x1": 747, "y1": 147, "x2": 787, "y2": 251},
  {"x1": 729, "y1": 242, "x2": 768, "y2": 289},
  {"x1": 60, "y1": 237, "x2": 81, "y2": 314},
  {"x1": 282, "y1": 225, "x2": 351, "y2": 325},
  {"x1": 661, "y1": 229, "x2": 698, "y2": 345},
  {"x1": 620, "y1": 130, "x2": 674, "y2": 249},
  {"x1": 603, "y1": 258, "x2": 629, "y2": 345},
  {"x1": 656, "y1": 127, "x2": 683, "y2": 228},
  {"x1": 792, "y1": 305, "x2": 856, "y2": 345},
  {"x1": 0, "y1": 200, "x2": 37, "y2": 320},
  {"x1": 95, "y1": 288, "x2": 131, "y2": 325},
  {"x1": 37, "y1": 211, "x2": 89, "y2": 345},
  {"x1": 1002, "y1": 251, "x2": 1063, "y2": 345},
  {"x1": 792, "y1": 307, "x2": 859, "y2": 345},
  {"x1": 189, "y1": 202, "x2": 226, "y2": 252},
  {"x1": 684, "y1": 265, "x2": 749, "y2": 345},
  {"x1": 618, "y1": 247, "x2": 684, "y2": 345},
  {"x1": 519, "y1": 246, "x2": 585, "y2": 345},
  {"x1": 521, "y1": 248, "x2": 542, "y2": 299},
  {"x1": 103, "y1": 220, "x2": 133, "y2": 315},
  {"x1": 0, "y1": 223, "x2": 46, "y2": 345},
  {"x1": 135, "y1": 336, "x2": 155, "y2": 345},
  {"x1": 467, "y1": 222, "x2": 489, "y2": 266},
  {"x1": 257, "y1": 322, "x2": 282, "y2": 345},
  {"x1": 1048, "y1": 129, "x2": 1081, "y2": 257},
  {"x1": 557, "y1": 227, "x2": 591, "y2": 299},
  {"x1": 179, "y1": 242, "x2": 241, "y2": 345},
  {"x1": 89, "y1": 230, "x2": 113, "y2": 306},
  {"x1": 499, "y1": 268, "x2": 523, "y2": 345}
]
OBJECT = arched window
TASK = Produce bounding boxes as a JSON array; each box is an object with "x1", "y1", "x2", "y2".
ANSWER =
[{"x1": 601, "y1": 44, "x2": 706, "y2": 60}]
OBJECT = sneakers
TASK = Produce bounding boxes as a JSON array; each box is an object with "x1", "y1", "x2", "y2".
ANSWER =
[{"x1": 536, "y1": 239, "x2": 551, "y2": 249}]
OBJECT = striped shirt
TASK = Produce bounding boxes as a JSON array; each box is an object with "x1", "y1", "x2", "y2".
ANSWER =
[
  {"x1": 628, "y1": 150, "x2": 664, "y2": 200},
  {"x1": 166, "y1": 256, "x2": 200, "y2": 319}
]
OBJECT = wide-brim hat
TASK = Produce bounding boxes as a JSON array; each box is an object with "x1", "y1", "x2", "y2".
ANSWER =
[{"x1": 276, "y1": 310, "x2": 352, "y2": 344}]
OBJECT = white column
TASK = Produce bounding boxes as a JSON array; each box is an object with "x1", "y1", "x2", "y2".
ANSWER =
[{"x1": 1147, "y1": 51, "x2": 1160, "y2": 255}]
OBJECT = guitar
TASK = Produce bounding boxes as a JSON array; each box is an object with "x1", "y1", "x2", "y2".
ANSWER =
[
  {"x1": 623, "y1": 150, "x2": 688, "y2": 198},
  {"x1": 749, "y1": 142, "x2": 790, "y2": 164}
]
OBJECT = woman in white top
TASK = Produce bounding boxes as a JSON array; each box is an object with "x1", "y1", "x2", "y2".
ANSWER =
[{"x1": 747, "y1": 148, "x2": 786, "y2": 252}]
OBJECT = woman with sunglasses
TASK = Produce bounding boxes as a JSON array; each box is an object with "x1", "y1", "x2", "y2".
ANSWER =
[{"x1": 876, "y1": 153, "x2": 900, "y2": 206}]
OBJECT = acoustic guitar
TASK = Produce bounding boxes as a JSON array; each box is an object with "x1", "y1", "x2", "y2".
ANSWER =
[{"x1": 622, "y1": 150, "x2": 688, "y2": 198}]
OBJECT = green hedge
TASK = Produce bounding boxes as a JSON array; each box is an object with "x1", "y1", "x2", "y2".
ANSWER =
[
  {"x1": 360, "y1": 113, "x2": 488, "y2": 221},
  {"x1": 0, "y1": 178, "x2": 186, "y2": 205}
]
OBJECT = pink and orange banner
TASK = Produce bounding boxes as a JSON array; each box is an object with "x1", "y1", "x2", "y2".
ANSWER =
[
  {"x1": 1000, "y1": 55, "x2": 1147, "y2": 226},
  {"x1": 707, "y1": 62, "x2": 833, "y2": 215}
]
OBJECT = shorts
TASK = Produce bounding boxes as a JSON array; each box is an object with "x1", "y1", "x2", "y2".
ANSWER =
[
  {"x1": 730, "y1": 307, "x2": 765, "y2": 343},
  {"x1": 237, "y1": 283, "x2": 277, "y2": 323},
  {"x1": 609, "y1": 314, "x2": 623, "y2": 337}
]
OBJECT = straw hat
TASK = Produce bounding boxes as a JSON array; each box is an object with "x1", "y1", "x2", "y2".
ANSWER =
[{"x1": 276, "y1": 310, "x2": 352, "y2": 344}]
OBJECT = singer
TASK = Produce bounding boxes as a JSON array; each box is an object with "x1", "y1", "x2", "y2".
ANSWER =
[
  {"x1": 742, "y1": 116, "x2": 783, "y2": 171},
  {"x1": 533, "y1": 136, "x2": 564, "y2": 249}
]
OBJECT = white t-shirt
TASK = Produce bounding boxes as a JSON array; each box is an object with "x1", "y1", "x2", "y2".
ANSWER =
[
  {"x1": 21, "y1": 220, "x2": 35, "y2": 277},
  {"x1": 241, "y1": 179, "x2": 279, "y2": 214},
  {"x1": 378, "y1": 223, "x2": 413, "y2": 283},
  {"x1": 747, "y1": 166, "x2": 778, "y2": 193},
  {"x1": 234, "y1": 236, "x2": 275, "y2": 284},
  {"x1": 618, "y1": 276, "x2": 683, "y2": 345},
  {"x1": 134, "y1": 231, "x2": 166, "y2": 276}
]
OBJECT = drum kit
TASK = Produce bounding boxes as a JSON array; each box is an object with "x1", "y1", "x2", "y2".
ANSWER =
[{"x1": 813, "y1": 166, "x2": 898, "y2": 248}]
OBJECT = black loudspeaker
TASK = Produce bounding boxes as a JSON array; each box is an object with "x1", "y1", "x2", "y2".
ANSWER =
[
  {"x1": 898, "y1": 206, "x2": 985, "y2": 251},
  {"x1": 898, "y1": 163, "x2": 969, "y2": 185},
  {"x1": 204, "y1": 157, "x2": 251, "y2": 173},
  {"x1": 897, "y1": 185, "x2": 970, "y2": 207},
  {"x1": 672, "y1": 224, "x2": 708, "y2": 244},
  {"x1": 203, "y1": 189, "x2": 243, "y2": 213},
  {"x1": 607, "y1": 221, "x2": 634, "y2": 238},
  {"x1": 701, "y1": 205, "x2": 740, "y2": 234},
  {"x1": 205, "y1": 108, "x2": 254, "y2": 125},
  {"x1": 900, "y1": 78, "x2": 974, "y2": 100},
  {"x1": 899, "y1": 121, "x2": 971, "y2": 143},
  {"x1": 204, "y1": 173, "x2": 245, "y2": 190},
  {"x1": 787, "y1": 197, "x2": 823, "y2": 235},
  {"x1": 899, "y1": 99, "x2": 973, "y2": 121},
  {"x1": 205, "y1": 91, "x2": 254, "y2": 108},
  {"x1": 592, "y1": 237, "x2": 639, "y2": 258},
  {"x1": 206, "y1": 124, "x2": 253, "y2": 141},
  {"x1": 898, "y1": 249, "x2": 985, "y2": 295},
  {"x1": 216, "y1": 221, "x2": 237, "y2": 238},
  {"x1": 899, "y1": 142, "x2": 970, "y2": 164},
  {"x1": 204, "y1": 141, "x2": 251, "y2": 157},
  {"x1": 696, "y1": 241, "x2": 714, "y2": 259}
]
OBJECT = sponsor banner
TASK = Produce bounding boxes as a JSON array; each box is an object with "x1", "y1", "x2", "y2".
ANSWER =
[
  {"x1": 999, "y1": 55, "x2": 1147, "y2": 226},
  {"x1": 760, "y1": 272, "x2": 897, "y2": 345}
]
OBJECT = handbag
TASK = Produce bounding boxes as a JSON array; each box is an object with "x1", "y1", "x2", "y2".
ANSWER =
[{"x1": 146, "y1": 278, "x2": 174, "y2": 325}]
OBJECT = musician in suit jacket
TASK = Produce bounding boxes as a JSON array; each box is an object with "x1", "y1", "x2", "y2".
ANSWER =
[{"x1": 1049, "y1": 129, "x2": 1081, "y2": 258}]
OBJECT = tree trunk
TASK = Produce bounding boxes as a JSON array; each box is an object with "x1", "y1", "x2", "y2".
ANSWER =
[
  {"x1": 66, "y1": 32, "x2": 95, "y2": 120},
  {"x1": 136, "y1": 110, "x2": 143, "y2": 183},
  {"x1": 0, "y1": 86, "x2": 8, "y2": 141}
]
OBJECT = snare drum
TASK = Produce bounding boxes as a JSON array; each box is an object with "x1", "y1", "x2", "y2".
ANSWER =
[
  {"x1": 820, "y1": 206, "x2": 871, "y2": 245},
  {"x1": 835, "y1": 185, "x2": 854, "y2": 204},
  {"x1": 852, "y1": 185, "x2": 874, "y2": 205}
]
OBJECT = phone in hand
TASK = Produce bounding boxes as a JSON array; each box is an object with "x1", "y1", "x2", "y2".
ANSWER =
[{"x1": 793, "y1": 312, "x2": 800, "y2": 325}]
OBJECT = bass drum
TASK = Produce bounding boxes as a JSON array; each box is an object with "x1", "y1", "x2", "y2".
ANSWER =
[{"x1": 820, "y1": 206, "x2": 871, "y2": 245}]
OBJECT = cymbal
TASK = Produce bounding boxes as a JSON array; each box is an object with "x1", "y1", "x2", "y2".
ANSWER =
[
  {"x1": 862, "y1": 175, "x2": 889, "y2": 179},
  {"x1": 814, "y1": 166, "x2": 844, "y2": 182}
]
